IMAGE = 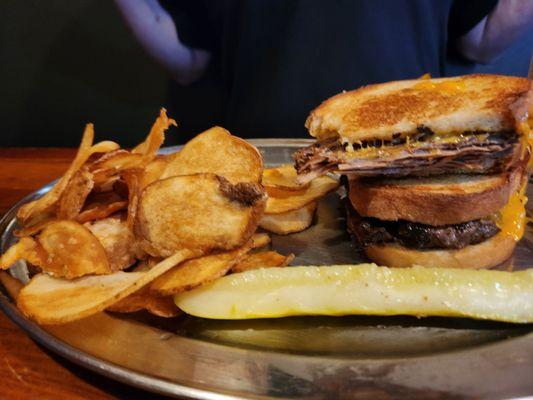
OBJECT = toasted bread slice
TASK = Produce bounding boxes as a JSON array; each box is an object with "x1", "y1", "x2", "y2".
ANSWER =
[
  {"x1": 349, "y1": 168, "x2": 523, "y2": 226},
  {"x1": 306, "y1": 74, "x2": 532, "y2": 143},
  {"x1": 365, "y1": 232, "x2": 515, "y2": 269}
]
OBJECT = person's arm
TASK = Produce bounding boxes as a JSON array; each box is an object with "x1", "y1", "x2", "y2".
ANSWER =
[
  {"x1": 457, "y1": 0, "x2": 533, "y2": 64},
  {"x1": 114, "y1": 0, "x2": 210, "y2": 85}
]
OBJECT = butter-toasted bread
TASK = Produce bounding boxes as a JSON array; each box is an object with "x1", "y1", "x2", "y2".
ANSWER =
[
  {"x1": 349, "y1": 168, "x2": 522, "y2": 226},
  {"x1": 306, "y1": 74, "x2": 531, "y2": 143},
  {"x1": 366, "y1": 232, "x2": 515, "y2": 269}
]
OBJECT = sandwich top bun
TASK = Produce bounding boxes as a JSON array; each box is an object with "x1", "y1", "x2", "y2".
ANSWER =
[
  {"x1": 348, "y1": 169, "x2": 523, "y2": 226},
  {"x1": 306, "y1": 74, "x2": 531, "y2": 144},
  {"x1": 365, "y1": 232, "x2": 515, "y2": 270}
]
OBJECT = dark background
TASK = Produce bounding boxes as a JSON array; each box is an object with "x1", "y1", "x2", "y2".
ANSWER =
[{"x1": 1, "y1": 0, "x2": 532, "y2": 147}]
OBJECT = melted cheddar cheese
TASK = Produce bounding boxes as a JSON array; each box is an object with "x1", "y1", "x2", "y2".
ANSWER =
[
  {"x1": 413, "y1": 79, "x2": 466, "y2": 95},
  {"x1": 496, "y1": 181, "x2": 528, "y2": 242}
]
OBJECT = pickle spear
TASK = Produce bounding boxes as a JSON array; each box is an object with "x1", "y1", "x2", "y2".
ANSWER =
[{"x1": 174, "y1": 264, "x2": 533, "y2": 323}]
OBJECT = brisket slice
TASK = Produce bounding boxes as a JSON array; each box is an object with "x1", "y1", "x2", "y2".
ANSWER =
[
  {"x1": 294, "y1": 131, "x2": 520, "y2": 181},
  {"x1": 345, "y1": 201, "x2": 499, "y2": 250}
]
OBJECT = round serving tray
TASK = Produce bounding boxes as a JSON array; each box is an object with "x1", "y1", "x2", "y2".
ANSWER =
[{"x1": 1, "y1": 139, "x2": 532, "y2": 399}]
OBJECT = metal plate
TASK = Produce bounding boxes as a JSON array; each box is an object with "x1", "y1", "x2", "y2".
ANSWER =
[{"x1": 1, "y1": 139, "x2": 532, "y2": 400}]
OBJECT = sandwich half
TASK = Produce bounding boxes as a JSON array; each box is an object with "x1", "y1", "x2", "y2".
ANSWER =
[{"x1": 295, "y1": 74, "x2": 532, "y2": 269}]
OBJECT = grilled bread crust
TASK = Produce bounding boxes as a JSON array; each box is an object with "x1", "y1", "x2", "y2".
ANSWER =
[
  {"x1": 306, "y1": 74, "x2": 532, "y2": 143},
  {"x1": 348, "y1": 168, "x2": 523, "y2": 226},
  {"x1": 365, "y1": 232, "x2": 515, "y2": 269}
]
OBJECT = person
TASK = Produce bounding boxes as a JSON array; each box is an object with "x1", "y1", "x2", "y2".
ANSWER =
[{"x1": 115, "y1": 0, "x2": 533, "y2": 139}]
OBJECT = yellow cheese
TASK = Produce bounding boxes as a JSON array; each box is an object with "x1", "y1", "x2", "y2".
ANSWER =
[
  {"x1": 413, "y1": 79, "x2": 466, "y2": 95},
  {"x1": 497, "y1": 180, "x2": 528, "y2": 242}
]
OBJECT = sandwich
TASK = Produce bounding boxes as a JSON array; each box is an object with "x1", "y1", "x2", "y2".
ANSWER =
[{"x1": 294, "y1": 74, "x2": 532, "y2": 269}]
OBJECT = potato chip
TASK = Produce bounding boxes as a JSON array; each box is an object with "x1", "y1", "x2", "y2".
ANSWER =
[
  {"x1": 0, "y1": 237, "x2": 48, "y2": 271},
  {"x1": 139, "y1": 155, "x2": 169, "y2": 190},
  {"x1": 76, "y1": 201, "x2": 128, "y2": 223},
  {"x1": 106, "y1": 287, "x2": 180, "y2": 318},
  {"x1": 0, "y1": 272, "x2": 24, "y2": 300},
  {"x1": 57, "y1": 167, "x2": 94, "y2": 220},
  {"x1": 17, "y1": 126, "x2": 119, "y2": 226},
  {"x1": 85, "y1": 217, "x2": 135, "y2": 271},
  {"x1": 250, "y1": 233, "x2": 271, "y2": 249},
  {"x1": 132, "y1": 108, "x2": 176, "y2": 164},
  {"x1": 263, "y1": 164, "x2": 310, "y2": 191},
  {"x1": 135, "y1": 174, "x2": 266, "y2": 257},
  {"x1": 13, "y1": 213, "x2": 56, "y2": 237},
  {"x1": 150, "y1": 244, "x2": 251, "y2": 295},
  {"x1": 260, "y1": 202, "x2": 317, "y2": 235},
  {"x1": 161, "y1": 126, "x2": 263, "y2": 184},
  {"x1": 17, "y1": 249, "x2": 195, "y2": 324},
  {"x1": 265, "y1": 175, "x2": 338, "y2": 214},
  {"x1": 37, "y1": 220, "x2": 111, "y2": 278},
  {"x1": 123, "y1": 170, "x2": 141, "y2": 229},
  {"x1": 232, "y1": 251, "x2": 294, "y2": 273}
]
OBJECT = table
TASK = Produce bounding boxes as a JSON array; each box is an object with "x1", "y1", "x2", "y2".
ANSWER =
[{"x1": 0, "y1": 149, "x2": 171, "y2": 399}]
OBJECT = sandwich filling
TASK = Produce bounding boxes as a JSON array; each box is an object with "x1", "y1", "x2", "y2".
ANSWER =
[{"x1": 294, "y1": 128, "x2": 520, "y2": 182}]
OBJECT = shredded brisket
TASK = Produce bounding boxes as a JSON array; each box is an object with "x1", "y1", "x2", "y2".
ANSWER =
[{"x1": 294, "y1": 129, "x2": 520, "y2": 182}]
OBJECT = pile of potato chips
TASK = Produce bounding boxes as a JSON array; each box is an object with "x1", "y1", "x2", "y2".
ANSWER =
[{"x1": 0, "y1": 109, "x2": 337, "y2": 324}]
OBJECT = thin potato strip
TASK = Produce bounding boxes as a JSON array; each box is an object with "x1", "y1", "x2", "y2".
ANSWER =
[
  {"x1": 123, "y1": 170, "x2": 141, "y2": 229},
  {"x1": 17, "y1": 249, "x2": 195, "y2": 324},
  {"x1": 0, "y1": 272, "x2": 24, "y2": 300},
  {"x1": 161, "y1": 126, "x2": 263, "y2": 184},
  {"x1": 57, "y1": 167, "x2": 94, "y2": 220},
  {"x1": 232, "y1": 251, "x2": 294, "y2": 273},
  {"x1": 107, "y1": 287, "x2": 180, "y2": 318},
  {"x1": 250, "y1": 233, "x2": 271, "y2": 249},
  {"x1": 265, "y1": 175, "x2": 338, "y2": 214},
  {"x1": 0, "y1": 237, "x2": 47, "y2": 271},
  {"x1": 132, "y1": 108, "x2": 176, "y2": 164},
  {"x1": 260, "y1": 202, "x2": 317, "y2": 235},
  {"x1": 76, "y1": 201, "x2": 128, "y2": 223},
  {"x1": 17, "y1": 126, "x2": 119, "y2": 225},
  {"x1": 150, "y1": 244, "x2": 252, "y2": 295},
  {"x1": 175, "y1": 265, "x2": 533, "y2": 323},
  {"x1": 14, "y1": 213, "x2": 56, "y2": 237}
]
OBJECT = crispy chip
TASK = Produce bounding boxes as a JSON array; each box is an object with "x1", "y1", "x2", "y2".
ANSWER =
[
  {"x1": 260, "y1": 202, "x2": 317, "y2": 235},
  {"x1": 250, "y1": 233, "x2": 271, "y2": 249},
  {"x1": 265, "y1": 175, "x2": 338, "y2": 214},
  {"x1": 14, "y1": 213, "x2": 56, "y2": 237},
  {"x1": 37, "y1": 220, "x2": 111, "y2": 278},
  {"x1": 139, "y1": 155, "x2": 169, "y2": 190},
  {"x1": 106, "y1": 287, "x2": 180, "y2": 318},
  {"x1": 135, "y1": 174, "x2": 266, "y2": 257},
  {"x1": 150, "y1": 244, "x2": 251, "y2": 295},
  {"x1": 132, "y1": 108, "x2": 176, "y2": 164},
  {"x1": 76, "y1": 201, "x2": 128, "y2": 223},
  {"x1": 16, "y1": 249, "x2": 196, "y2": 324},
  {"x1": 85, "y1": 217, "x2": 135, "y2": 271},
  {"x1": 0, "y1": 271, "x2": 24, "y2": 300},
  {"x1": 123, "y1": 170, "x2": 141, "y2": 229},
  {"x1": 0, "y1": 237, "x2": 47, "y2": 271},
  {"x1": 17, "y1": 125, "x2": 119, "y2": 226},
  {"x1": 232, "y1": 251, "x2": 294, "y2": 273},
  {"x1": 57, "y1": 167, "x2": 94, "y2": 220},
  {"x1": 263, "y1": 164, "x2": 310, "y2": 191},
  {"x1": 161, "y1": 126, "x2": 263, "y2": 184}
]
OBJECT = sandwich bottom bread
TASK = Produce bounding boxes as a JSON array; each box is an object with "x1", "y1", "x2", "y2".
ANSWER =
[{"x1": 346, "y1": 168, "x2": 527, "y2": 269}]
